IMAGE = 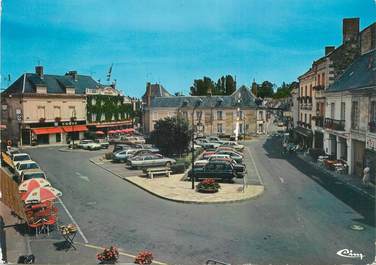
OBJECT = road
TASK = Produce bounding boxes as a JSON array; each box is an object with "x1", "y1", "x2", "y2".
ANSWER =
[{"x1": 25, "y1": 138, "x2": 375, "y2": 265}]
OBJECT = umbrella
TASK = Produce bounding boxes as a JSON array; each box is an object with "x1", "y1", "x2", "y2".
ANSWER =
[
  {"x1": 21, "y1": 186, "x2": 62, "y2": 203},
  {"x1": 19, "y1": 178, "x2": 51, "y2": 192},
  {"x1": 108, "y1": 130, "x2": 116, "y2": 134},
  {"x1": 96, "y1": 131, "x2": 105, "y2": 135}
]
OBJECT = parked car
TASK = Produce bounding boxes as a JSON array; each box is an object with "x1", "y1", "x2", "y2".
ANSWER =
[
  {"x1": 18, "y1": 169, "x2": 47, "y2": 184},
  {"x1": 215, "y1": 146, "x2": 238, "y2": 153},
  {"x1": 112, "y1": 149, "x2": 138, "y2": 163},
  {"x1": 208, "y1": 158, "x2": 245, "y2": 178},
  {"x1": 124, "y1": 136, "x2": 146, "y2": 145},
  {"x1": 15, "y1": 161, "x2": 40, "y2": 178},
  {"x1": 220, "y1": 141, "x2": 244, "y2": 152},
  {"x1": 188, "y1": 160, "x2": 237, "y2": 182},
  {"x1": 2, "y1": 152, "x2": 32, "y2": 172},
  {"x1": 216, "y1": 150, "x2": 243, "y2": 163},
  {"x1": 195, "y1": 139, "x2": 221, "y2": 149},
  {"x1": 112, "y1": 144, "x2": 133, "y2": 153},
  {"x1": 206, "y1": 136, "x2": 225, "y2": 144},
  {"x1": 207, "y1": 154, "x2": 231, "y2": 161},
  {"x1": 77, "y1": 140, "x2": 102, "y2": 150},
  {"x1": 96, "y1": 139, "x2": 110, "y2": 149},
  {"x1": 202, "y1": 151, "x2": 216, "y2": 160},
  {"x1": 127, "y1": 154, "x2": 176, "y2": 169},
  {"x1": 132, "y1": 149, "x2": 160, "y2": 157}
]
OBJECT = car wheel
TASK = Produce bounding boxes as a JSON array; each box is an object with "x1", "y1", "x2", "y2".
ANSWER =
[{"x1": 165, "y1": 162, "x2": 171, "y2": 168}]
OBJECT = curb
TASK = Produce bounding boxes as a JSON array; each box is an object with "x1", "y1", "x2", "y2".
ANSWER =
[{"x1": 89, "y1": 158, "x2": 265, "y2": 204}]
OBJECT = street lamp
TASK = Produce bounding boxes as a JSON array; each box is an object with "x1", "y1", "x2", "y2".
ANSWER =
[
  {"x1": 71, "y1": 109, "x2": 77, "y2": 149},
  {"x1": 191, "y1": 98, "x2": 203, "y2": 190}
]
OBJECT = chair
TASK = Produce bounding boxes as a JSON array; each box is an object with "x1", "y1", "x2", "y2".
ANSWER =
[
  {"x1": 42, "y1": 215, "x2": 57, "y2": 235},
  {"x1": 27, "y1": 219, "x2": 44, "y2": 236}
]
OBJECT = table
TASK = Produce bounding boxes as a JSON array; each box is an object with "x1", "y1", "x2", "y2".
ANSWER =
[{"x1": 60, "y1": 231, "x2": 77, "y2": 251}]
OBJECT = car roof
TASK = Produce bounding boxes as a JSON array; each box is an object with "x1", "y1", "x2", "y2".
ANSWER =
[
  {"x1": 17, "y1": 160, "x2": 37, "y2": 165},
  {"x1": 13, "y1": 153, "x2": 30, "y2": 156},
  {"x1": 21, "y1": 169, "x2": 45, "y2": 175}
]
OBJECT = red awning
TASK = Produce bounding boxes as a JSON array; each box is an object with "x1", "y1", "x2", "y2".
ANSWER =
[
  {"x1": 123, "y1": 128, "x2": 135, "y2": 133},
  {"x1": 95, "y1": 131, "x2": 105, "y2": 135},
  {"x1": 32, "y1": 127, "x2": 63, "y2": 135},
  {"x1": 108, "y1": 130, "x2": 116, "y2": 134},
  {"x1": 62, "y1": 125, "x2": 88, "y2": 132}
]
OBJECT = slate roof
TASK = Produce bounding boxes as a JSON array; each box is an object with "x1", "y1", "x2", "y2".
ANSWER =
[
  {"x1": 150, "y1": 86, "x2": 257, "y2": 109},
  {"x1": 2, "y1": 73, "x2": 100, "y2": 95},
  {"x1": 327, "y1": 49, "x2": 376, "y2": 92},
  {"x1": 141, "y1": 83, "x2": 171, "y2": 103}
]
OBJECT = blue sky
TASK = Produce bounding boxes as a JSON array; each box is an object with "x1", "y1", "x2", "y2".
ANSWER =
[{"x1": 1, "y1": 0, "x2": 375, "y2": 97}]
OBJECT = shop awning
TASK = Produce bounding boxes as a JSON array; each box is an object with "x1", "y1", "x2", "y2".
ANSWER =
[
  {"x1": 62, "y1": 125, "x2": 88, "y2": 132},
  {"x1": 32, "y1": 127, "x2": 63, "y2": 135},
  {"x1": 294, "y1": 127, "x2": 313, "y2": 138}
]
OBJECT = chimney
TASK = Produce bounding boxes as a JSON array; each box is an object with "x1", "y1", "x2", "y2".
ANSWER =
[
  {"x1": 35, "y1": 66, "x2": 44, "y2": 79},
  {"x1": 325, "y1": 46, "x2": 335, "y2": 55},
  {"x1": 343, "y1": 18, "x2": 360, "y2": 43},
  {"x1": 66, "y1": 70, "x2": 78, "y2": 81},
  {"x1": 146, "y1": 82, "x2": 151, "y2": 106}
]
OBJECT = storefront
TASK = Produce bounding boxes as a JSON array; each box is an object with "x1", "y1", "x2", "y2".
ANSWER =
[
  {"x1": 352, "y1": 139, "x2": 366, "y2": 177},
  {"x1": 366, "y1": 134, "x2": 376, "y2": 183},
  {"x1": 294, "y1": 126, "x2": 313, "y2": 148},
  {"x1": 314, "y1": 131, "x2": 324, "y2": 149},
  {"x1": 87, "y1": 120, "x2": 132, "y2": 134},
  {"x1": 21, "y1": 120, "x2": 87, "y2": 146}
]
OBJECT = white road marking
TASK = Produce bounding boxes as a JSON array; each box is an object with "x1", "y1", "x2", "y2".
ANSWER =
[
  {"x1": 76, "y1": 172, "x2": 90, "y2": 182},
  {"x1": 248, "y1": 146, "x2": 264, "y2": 185},
  {"x1": 57, "y1": 197, "x2": 89, "y2": 243},
  {"x1": 279, "y1": 177, "x2": 285, "y2": 183}
]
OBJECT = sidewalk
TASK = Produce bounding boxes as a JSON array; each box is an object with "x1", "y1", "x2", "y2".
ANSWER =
[{"x1": 296, "y1": 152, "x2": 375, "y2": 200}]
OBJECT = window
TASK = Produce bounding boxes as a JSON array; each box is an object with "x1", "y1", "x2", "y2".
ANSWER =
[
  {"x1": 68, "y1": 106, "x2": 76, "y2": 117},
  {"x1": 217, "y1": 123, "x2": 223, "y2": 133},
  {"x1": 37, "y1": 106, "x2": 45, "y2": 119},
  {"x1": 330, "y1": 103, "x2": 335, "y2": 119},
  {"x1": 152, "y1": 112, "x2": 158, "y2": 121},
  {"x1": 309, "y1": 114, "x2": 312, "y2": 125},
  {"x1": 318, "y1": 74, "x2": 321, "y2": 85},
  {"x1": 309, "y1": 84, "x2": 312, "y2": 97},
  {"x1": 239, "y1": 111, "x2": 243, "y2": 119},
  {"x1": 239, "y1": 123, "x2": 243, "y2": 133},
  {"x1": 182, "y1": 111, "x2": 188, "y2": 120},
  {"x1": 304, "y1": 114, "x2": 307, "y2": 123},
  {"x1": 301, "y1": 113, "x2": 303, "y2": 121},
  {"x1": 371, "y1": 101, "x2": 376, "y2": 123},
  {"x1": 340, "y1": 102, "x2": 345, "y2": 120},
  {"x1": 53, "y1": 106, "x2": 61, "y2": 118},
  {"x1": 351, "y1": 101, "x2": 359, "y2": 129},
  {"x1": 217, "y1": 111, "x2": 223, "y2": 120},
  {"x1": 322, "y1": 73, "x2": 325, "y2": 87},
  {"x1": 196, "y1": 111, "x2": 202, "y2": 121},
  {"x1": 305, "y1": 86, "x2": 307, "y2": 97}
]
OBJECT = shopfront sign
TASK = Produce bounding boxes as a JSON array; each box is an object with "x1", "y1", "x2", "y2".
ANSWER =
[{"x1": 366, "y1": 134, "x2": 376, "y2": 151}]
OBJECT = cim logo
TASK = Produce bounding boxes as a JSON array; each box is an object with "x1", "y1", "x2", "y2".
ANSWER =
[{"x1": 337, "y1": 249, "x2": 365, "y2": 260}]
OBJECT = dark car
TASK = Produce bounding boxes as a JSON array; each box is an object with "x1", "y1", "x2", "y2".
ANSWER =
[
  {"x1": 188, "y1": 160, "x2": 237, "y2": 182},
  {"x1": 209, "y1": 158, "x2": 245, "y2": 178}
]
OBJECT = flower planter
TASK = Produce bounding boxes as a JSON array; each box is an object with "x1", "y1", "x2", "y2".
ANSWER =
[
  {"x1": 197, "y1": 187, "x2": 219, "y2": 193},
  {"x1": 196, "y1": 178, "x2": 220, "y2": 193}
]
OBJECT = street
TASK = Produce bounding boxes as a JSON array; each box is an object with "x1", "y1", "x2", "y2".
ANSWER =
[{"x1": 25, "y1": 136, "x2": 375, "y2": 265}]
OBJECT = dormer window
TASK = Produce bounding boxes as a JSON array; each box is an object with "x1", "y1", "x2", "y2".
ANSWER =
[
  {"x1": 36, "y1": 86, "x2": 47, "y2": 94},
  {"x1": 65, "y1": 88, "x2": 75, "y2": 94}
]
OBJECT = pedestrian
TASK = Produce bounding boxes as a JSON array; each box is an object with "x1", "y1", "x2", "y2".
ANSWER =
[{"x1": 362, "y1": 166, "x2": 370, "y2": 185}]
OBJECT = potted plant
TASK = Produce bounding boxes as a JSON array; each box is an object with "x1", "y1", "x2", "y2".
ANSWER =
[
  {"x1": 96, "y1": 246, "x2": 119, "y2": 264},
  {"x1": 134, "y1": 251, "x2": 153, "y2": 265},
  {"x1": 196, "y1": 178, "x2": 220, "y2": 193},
  {"x1": 39, "y1": 117, "x2": 45, "y2": 123},
  {"x1": 55, "y1": 117, "x2": 61, "y2": 122}
]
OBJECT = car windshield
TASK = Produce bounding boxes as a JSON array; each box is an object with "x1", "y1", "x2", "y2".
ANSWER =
[
  {"x1": 13, "y1": 155, "x2": 30, "y2": 161},
  {"x1": 23, "y1": 173, "x2": 45, "y2": 180},
  {"x1": 19, "y1": 163, "x2": 39, "y2": 170}
]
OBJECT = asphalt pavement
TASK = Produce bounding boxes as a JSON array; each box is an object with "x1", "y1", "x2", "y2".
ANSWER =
[{"x1": 24, "y1": 138, "x2": 375, "y2": 265}]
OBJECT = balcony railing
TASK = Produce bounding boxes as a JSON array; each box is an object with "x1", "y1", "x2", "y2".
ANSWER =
[
  {"x1": 313, "y1": 85, "x2": 325, "y2": 91},
  {"x1": 324, "y1": 118, "x2": 345, "y2": 131},
  {"x1": 314, "y1": 116, "x2": 324, "y2": 127},
  {"x1": 369, "y1": 121, "x2": 376, "y2": 133}
]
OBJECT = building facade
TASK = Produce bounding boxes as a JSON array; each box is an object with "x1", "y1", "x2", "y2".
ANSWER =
[
  {"x1": 142, "y1": 84, "x2": 259, "y2": 137},
  {"x1": 1, "y1": 66, "x2": 135, "y2": 146}
]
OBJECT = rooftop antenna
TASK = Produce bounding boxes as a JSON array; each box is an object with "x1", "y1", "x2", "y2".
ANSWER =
[{"x1": 106, "y1": 63, "x2": 113, "y2": 82}]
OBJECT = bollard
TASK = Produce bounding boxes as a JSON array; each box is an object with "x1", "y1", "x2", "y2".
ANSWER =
[{"x1": 0, "y1": 216, "x2": 7, "y2": 264}]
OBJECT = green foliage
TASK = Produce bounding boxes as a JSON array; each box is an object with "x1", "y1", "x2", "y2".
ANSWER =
[
  {"x1": 190, "y1": 75, "x2": 236, "y2": 96},
  {"x1": 273, "y1": 81, "x2": 299, "y2": 99},
  {"x1": 150, "y1": 116, "x2": 191, "y2": 156},
  {"x1": 86, "y1": 95, "x2": 134, "y2": 123}
]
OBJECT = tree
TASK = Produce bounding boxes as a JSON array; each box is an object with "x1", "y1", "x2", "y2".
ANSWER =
[
  {"x1": 258, "y1": 81, "x2": 274, "y2": 98},
  {"x1": 190, "y1": 76, "x2": 215, "y2": 96},
  {"x1": 273, "y1": 81, "x2": 299, "y2": 99},
  {"x1": 150, "y1": 116, "x2": 191, "y2": 156},
  {"x1": 224, "y1": 75, "x2": 236, "y2": 95}
]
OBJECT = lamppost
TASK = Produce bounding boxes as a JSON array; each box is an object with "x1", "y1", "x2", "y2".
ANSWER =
[
  {"x1": 71, "y1": 109, "x2": 77, "y2": 149},
  {"x1": 191, "y1": 98, "x2": 203, "y2": 189}
]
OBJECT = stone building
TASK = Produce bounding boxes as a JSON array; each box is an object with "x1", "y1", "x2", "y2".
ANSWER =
[
  {"x1": 142, "y1": 84, "x2": 258, "y2": 137},
  {"x1": 295, "y1": 18, "x2": 376, "y2": 154},
  {"x1": 324, "y1": 49, "x2": 376, "y2": 177}
]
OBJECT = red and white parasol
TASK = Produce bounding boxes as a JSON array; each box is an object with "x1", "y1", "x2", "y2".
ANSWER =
[
  {"x1": 18, "y1": 178, "x2": 51, "y2": 192},
  {"x1": 21, "y1": 186, "x2": 62, "y2": 203}
]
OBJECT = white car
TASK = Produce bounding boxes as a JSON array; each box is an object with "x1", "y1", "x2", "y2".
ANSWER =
[
  {"x1": 12, "y1": 153, "x2": 32, "y2": 167},
  {"x1": 220, "y1": 141, "x2": 245, "y2": 152},
  {"x1": 15, "y1": 160, "x2": 40, "y2": 178},
  {"x1": 207, "y1": 154, "x2": 231, "y2": 161},
  {"x1": 77, "y1": 140, "x2": 102, "y2": 150}
]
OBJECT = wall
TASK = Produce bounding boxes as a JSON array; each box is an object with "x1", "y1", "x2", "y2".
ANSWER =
[{"x1": 22, "y1": 95, "x2": 86, "y2": 123}]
